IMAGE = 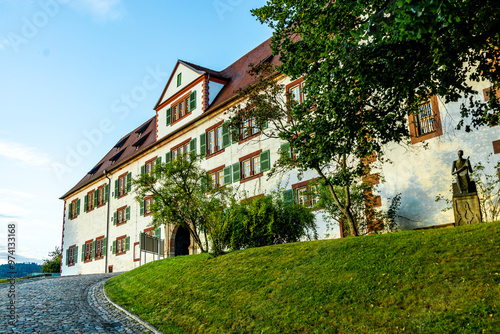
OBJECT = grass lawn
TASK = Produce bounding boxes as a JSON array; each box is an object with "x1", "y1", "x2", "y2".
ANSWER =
[{"x1": 106, "y1": 221, "x2": 500, "y2": 333}]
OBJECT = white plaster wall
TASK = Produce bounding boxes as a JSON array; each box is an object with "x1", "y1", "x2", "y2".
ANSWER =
[
  {"x1": 159, "y1": 63, "x2": 202, "y2": 106},
  {"x1": 377, "y1": 80, "x2": 499, "y2": 229}
]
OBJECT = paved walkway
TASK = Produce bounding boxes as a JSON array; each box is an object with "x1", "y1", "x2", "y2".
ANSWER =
[{"x1": 0, "y1": 273, "x2": 163, "y2": 333}]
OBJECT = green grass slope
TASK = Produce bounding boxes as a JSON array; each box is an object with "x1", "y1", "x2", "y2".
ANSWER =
[{"x1": 106, "y1": 222, "x2": 500, "y2": 333}]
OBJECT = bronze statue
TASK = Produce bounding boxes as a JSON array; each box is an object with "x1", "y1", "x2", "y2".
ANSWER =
[{"x1": 451, "y1": 150, "x2": 473, "y2": 194}]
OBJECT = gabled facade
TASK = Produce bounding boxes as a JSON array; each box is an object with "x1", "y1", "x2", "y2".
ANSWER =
[{"x1": 60, "y1": 38, "x2": 499, "y2": 276}]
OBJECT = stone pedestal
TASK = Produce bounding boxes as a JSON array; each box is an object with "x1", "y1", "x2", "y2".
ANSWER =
[{"x1": 452, "y1": 191, "x2": 482, "y2": 226}]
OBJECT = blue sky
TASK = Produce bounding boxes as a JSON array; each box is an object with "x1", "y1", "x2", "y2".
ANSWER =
[{"x1": 0, "y1": 0, "x2": 272, "y2": 264}]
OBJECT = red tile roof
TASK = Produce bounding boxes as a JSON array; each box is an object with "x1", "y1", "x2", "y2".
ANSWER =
[{"x1": 60, "y1": 117, "x2": 157, "y2": 199}]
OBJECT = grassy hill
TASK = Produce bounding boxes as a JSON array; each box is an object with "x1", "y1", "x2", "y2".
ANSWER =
[{"x1": 105, "y1": 222, "x2": 500, "y2": 333}]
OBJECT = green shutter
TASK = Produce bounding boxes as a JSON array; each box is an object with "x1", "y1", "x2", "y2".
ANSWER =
[
  {"x1": 102, "y1": 238, "x2": 107, "y2": 257},
  {"x1": 140, "y1": 200, "x2": 144, "y2": 216},
  {"x1": 105, "y1": 184, "x2": 109, "y2": 203},
  {"x1": 231, "y1": 125, "x2": 239, "y2": 144},
  {"x1": 94, "y1": 190, "x2": 98, "y2": 207},
  {"x1": 92, "y1": 241, "x2": 96, "y2": 259},
  {"x1": 81, "y1": 244, "x2": 85, "y2": 262},
  {"x1": 68, "y1": 203, "x2": 72, "y2": 220},
  {"x1": 84, "y1": 195, "x2": 88, "y2": 213},
  {"x1": 113, "y1": 211, "x2": 117, "y2": 225},
  {"x1": 112, "y1": 241, "x2": 116, "y2": 254},
  {"x1": 189, "y1": 138, "x2": 197, "y2": 158},
  {"x1": 156, "y1": 157, "x2": 162, "y2": 165},
  {"x1": 222, "y1": 121, "x2": 231, "y2": 148},
  {"x1": 155, "y1": 228, "x2": 161, "y2": 238},
  {"x1": 201, "y1": 175, "x2": 208, "y2": 192},
  {"x1": 260, "y1": 150, "x2": 271, "y2": 172},
  {"x1": 177, "y1": 73, "x2": 182, "y2": 86},
  {"x1": 141, "y1": 165, "x2": 145, "y2": 176},
  {"x1": 125, "y1": 236, "x2": 130, "y2": 251},
  {"x1": 189, "y1": 90, "x2": 196, "y2": 111},
  {"x1": 284, "y1": 189, "x2": 294, "y2": 206},
  {"x1": 281, "y1": 142, "x2": 291, "y2": 159},
  {"x1": 200, "y1": 132, "x2": 207, "y2": 158},
  {"x1": 262, "y1": 120, "x2": 268, "y2": 130},
  {"x1": 76, "y1": 199, "x2": 80, "y2": 216},
  {"x1": 66, "y1": 249, "x2": 69, "y2": 266},
  {"x1": 114, "y1": 180, "x2": 119, "y2": 198},
  {"x1": 126, "y1": 206, "x2": 130, "y2": 221},
  {"x1": 155, "y1": 157, "x2": 162, "y2": 179},
  {"x1": 74, "y1": 246, "x2": 78, "y2": 263},
  {"x1": 223, "y1": 166, "x2": 232, "y2": 185},
  {"x1": 166, "y1": 107, "x2": 172, "y2": 126},
  {"x1": 127, "y1": 173, "x2": 132, "y2": 192},
  {"x1": 232, "y1": 162, "x2": 241, "y2": 182},
  {"x1": 165, "y1": 151, "x2": 172, "y2": 164}
]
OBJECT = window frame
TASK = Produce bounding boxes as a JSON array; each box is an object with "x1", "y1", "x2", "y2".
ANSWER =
[
  {"x1": 169, "y1": 91, "x2": 194, "y2": 126},
  {"x1": 116, "y1": 206, "x2": 128, "y2": 225},
  {"x1": 208, "y1": 165, "x2": 226, "y2": 189},
  {"x1": 67, "y1": 245, "x2": 76, "y2": 266},
  {"x1": 69, "y1": 198, "x2": 79, "y2": 220},
  {"x1": 115, "y1": 235, "x2": 127, "y2": 255},
  {"x1": 409, "y1": 96, "x2": 442, "y2": 144},
  {"x1": 144, "y1": 196, "x2": 153, "y2": 216},
  {"x1": 84, "y1": 240, "x2": 93, "y2": 263},
  {"x1": 204, "y1": 121, "x2": 225, "y2": 157},
  {"x1": 86, "y1": 189, "x2": 96, "y2": 212},
  {"x1": 239, "y1": 150, "x2": 263, "y2": 183},
  {"x1": 286, "y1": 77, "x2": 306, "y2": 105},
  {"x1": 94, "y1": 236, "x2": 105, "y2": 259},
  {"x1": 117, "y1": 173, "x2": 127, "y2": 198},
  {"x1": 96, "y1": 185, "x2": 106, "y2": 207},
  {"x1": 292, "y1": 179, "x2": 320, "y2": 208}
]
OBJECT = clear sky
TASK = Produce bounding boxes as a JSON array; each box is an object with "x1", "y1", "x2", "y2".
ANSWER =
[{"x1": 0, "y1": 0, "x2": 272, "y2": 264}]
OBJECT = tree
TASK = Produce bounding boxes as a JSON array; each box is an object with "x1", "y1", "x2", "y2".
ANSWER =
[
  {"x1": 223, "y1": 193, "x2": 317, "y2": 250},
  {"x1": 41, "y1": 247, "x2": 61, "y2": 273},
  {"x1": 231, "y1": 0, "x2": 500, "y2": 235},
  {"x1": 133, "y1": 156, "x2": 234, "y2": 256}
]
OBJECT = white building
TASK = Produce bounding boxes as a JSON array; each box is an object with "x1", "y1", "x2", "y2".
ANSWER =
[{"x1": 60, "y1": 39, "x2": 499, "y2": 275}]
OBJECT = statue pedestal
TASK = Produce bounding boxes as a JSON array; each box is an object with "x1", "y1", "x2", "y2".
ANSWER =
[{"x1": 452, "y1": 191, "x2": 482, "y2": 226}]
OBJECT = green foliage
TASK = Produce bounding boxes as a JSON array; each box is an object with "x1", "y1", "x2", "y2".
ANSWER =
[
  {"x1": 470, "y1": 155, "x2": 500, "y2": 222},
  {"x1": 41, "y1": 247, "x2": 61, "y2": 273},
  {"x1": 133, "y1": 156, "x2": 235, "y2": 255},
  {"x1": 0, "y1": 263, "x2": 41, "y2": 279},
  {"x1": 223, "y1": 194, "x2": 317, "y2": 250},
  {"x1": 106, "y1": 221, "x2": 500, "y2": 334}
]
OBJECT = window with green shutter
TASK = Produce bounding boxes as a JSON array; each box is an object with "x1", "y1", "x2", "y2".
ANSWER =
[
  {"x1": 280, "y1": 142, "x2": 291, "y2": 159},
  {"x1": 126, "y1": 173, "x2": 132, "y2": 193},
  {"x1": 76, "y1": 199, "x2": 80, "y2": 216},
  {"x1": 260, "y1": 150, "x2": 271, "y2": 172},
  {"x1": 177, "y1": 73, "x2": 182, "y2": 87},
  {"x1": 189, "y1": 138, "x2": 197, "y2": 158},
  {"x1": 112, "y1": 241, "x2": 116, "y2": 254},
  {"x1": 105, "y1": 184, "x2": 109, "y2": 203},
  {"x1": 81, "y1": 245, "x2": 85, "y2": 262},
  {"x1": 166, "y1": 107, "x2": 172, "y2": 126},
  {"x1": 200, "y1": 133, "x2": 207, "y2": 158},
  {"x1": 126, "y1": 206, "x2": 130, "y2": 220},
  {"x1": 283, "y1": 189, "x2": 294, "y2": 206},
  {"x1": 222, "y1": 121, "x2": 231, "y2": 148},
  {"x1": 189, "y1": 90, "x2": 196, "y2": 111},
  {"x1": 232, "y1": 162, "x2": 241, "y2": 182},
  {"x1": 102, "y1": 238, "x2": 107, "y2": 257},
  {"x1": 125, "y1": 236, "x2": 130, "y2": 251},
  {"x1": 223, "y1": 166, "x2": 232, "y2": 185},
  {"x1": 84, "y1": 195, "x2": 88, "y2": 213}
]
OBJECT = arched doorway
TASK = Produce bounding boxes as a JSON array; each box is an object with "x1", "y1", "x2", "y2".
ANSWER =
[{"x1": 174, "y1": 225, "x2": 191, "y2": 256}]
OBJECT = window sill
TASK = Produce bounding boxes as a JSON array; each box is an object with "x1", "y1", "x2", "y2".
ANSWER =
[
  {"x1": 84, "y1": 259, "x2": 92, "y2": 263},
  {"x1": 240, "y1": 173, "x2": 263, "y2": 184},
  {"x1": 94, "y1": 256, "x2": 104, "y2": 261},
  {"x1": 238, "y1": 132, "x2": 261, "y2": 145},
  {"x1": 206, "y1": 148, "x2": 225, "y2": 160},
  {"x1": 144, "y1": 212, "x2": 153, "y2": 217},
  {"x1": 85, "y1": 208, "x2": 95, "y2": 213},
  {"x1": 117, "y1": 193, "x2": 129, "y2": 199},
  {"x1": 115, "y1": 251, "x2": 127, "y2": 256},
  {"x1": 116, "y1": 221, "x2": 127, "y2": 226},
  {"x1": 68, "y1": 263, "x2": 75, "y2": 267},
  {"x1": 97, "y1": 203, "x2": 107, "y2": 209}
]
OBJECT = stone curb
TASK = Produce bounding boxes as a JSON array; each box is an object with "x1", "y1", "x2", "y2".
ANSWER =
[{"x1": 101, "y1": 279, "x2": 164, "y2": 334}]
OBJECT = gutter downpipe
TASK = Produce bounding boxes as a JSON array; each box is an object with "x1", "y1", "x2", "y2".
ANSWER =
[{"x1": 104, "y1": 170, "x2": 112, "y2": 273}]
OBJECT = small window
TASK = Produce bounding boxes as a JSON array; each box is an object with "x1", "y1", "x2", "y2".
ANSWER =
[
  {"x1": 67, "y1": 246, "x2": 76, "y2": 266},
  {"x1": 116, "y1": 237, "x2": 126, "y2": 254},
  {"x1": 177, "y1": 73, "x2": 182, "y2": 87},
  {"x1": 416, "y1": 102, "x2": 435, "y2": 136},
  {"x1": 286, "y1": 77, "x2": 306, "y2": 104},
  {"x1": 241, "y1": 117, "x2": 259, "y2": 140},
  {"x1": 204, "y1": 124, "x2": 225, "y2": 156},
  {"x1": 292, "y1": 180, "x2": 319, "y2": 207},
  {"x1": 116, "y1": 207, "x2": 127, "y2": 225},
  {"x1": 297, "y1": 186, "x2": 308, "y2": 206},
  {"x1": 69, "y1": 199, "x2": 80, "y2": 220},
  {"x1": 84, "y1": 241, "x2": 93, "y2": 262},
  {"x1": 97, "y1": 185, "x2": 106, "y2": 206},
  {"x1": 86, "y1": 190, "x2": 95, "y2": 212},
  {"x1": 118, "y1": 174, "x2": 126, "y2": 197},
  {"x1": 95, "y1": 237, "x2": 105, "y2": 259},
  {"x1": 144, "y1": 197, "x2": 153, "y2": 215}
]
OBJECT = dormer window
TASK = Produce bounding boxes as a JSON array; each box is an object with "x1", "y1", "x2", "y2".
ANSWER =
[
  {"x1": 135, "y1": 121, "x2": 152, "y2": 138},
  {"x1": 133, "y1": 132, "x2": 151, "y2": 150},
  {"x1": 177, "y1": 73, "x2": 182, "y2": 87},
  {"x1": 109, "y1": 150, "x2": 125, "y2": 164},
  {"x1": 114, "y1": 135, "x2": 129, "y2": 150},
  {"x1": 88, "y1": 163, "x2": 103, "y2": 176}
]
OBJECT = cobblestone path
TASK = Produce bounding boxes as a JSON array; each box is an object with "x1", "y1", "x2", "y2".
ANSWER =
[{"x1": 0, "y1": 274, "x2": 162, "y2": 333}]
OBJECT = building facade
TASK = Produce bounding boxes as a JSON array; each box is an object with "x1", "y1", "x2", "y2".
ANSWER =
[{"x1": 60, "y1": 39, "x2": 499, "y2": 276}]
